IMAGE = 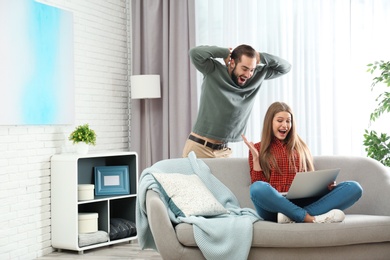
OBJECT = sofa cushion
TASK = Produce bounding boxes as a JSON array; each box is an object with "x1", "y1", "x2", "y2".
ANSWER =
[
  {"x1": 151, "y1": 173, "x2": 228, "y2": 217},
  {"x1": 175, "y1": 214, "x2": 390, "y2": 247}
]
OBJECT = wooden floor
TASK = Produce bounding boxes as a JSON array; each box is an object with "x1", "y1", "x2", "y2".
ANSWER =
[{"x1": 35, "y1": 240, "x2": 163, "y2": 260}]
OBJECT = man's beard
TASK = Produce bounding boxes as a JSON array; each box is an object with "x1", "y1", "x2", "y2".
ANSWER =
[{"x1": 231, "y1": 66, "x2": 240, "y2": 86}]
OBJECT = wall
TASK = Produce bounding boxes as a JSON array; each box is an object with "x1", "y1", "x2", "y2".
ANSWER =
[{"x1": 0, "y1": 0, "x2": 131, "y2": 259}]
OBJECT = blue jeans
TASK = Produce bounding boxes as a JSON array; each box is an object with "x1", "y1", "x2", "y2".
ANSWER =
[{"x1": 250, "y1": 181, "x2": 363, "y2": 222}]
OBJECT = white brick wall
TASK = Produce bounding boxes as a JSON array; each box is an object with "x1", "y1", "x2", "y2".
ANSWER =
[{"x1": 0, "y1": 0, "x2": 131, "y2": 259}]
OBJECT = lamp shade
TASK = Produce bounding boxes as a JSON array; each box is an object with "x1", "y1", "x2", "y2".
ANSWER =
[{"x1": 130, "y1": 74, "x2": 161, "y2": 99}]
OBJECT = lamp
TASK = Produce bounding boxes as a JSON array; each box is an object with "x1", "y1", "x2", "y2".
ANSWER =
[
  {"x1": 130, "y1": 74, "x2": 161, "y2": 167},
  {"x1": 130, "y1": 75, "x2": 161, "y2": 99}
]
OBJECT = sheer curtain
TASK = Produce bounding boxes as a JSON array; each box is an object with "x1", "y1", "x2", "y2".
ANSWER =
[{"x1": 195, "y1": 0, "x2": 390, "y2": 158}]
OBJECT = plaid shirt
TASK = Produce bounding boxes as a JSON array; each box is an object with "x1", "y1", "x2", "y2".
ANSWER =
[{"x1": 248, "y1": 138, "x2": 300, "y2": 192}]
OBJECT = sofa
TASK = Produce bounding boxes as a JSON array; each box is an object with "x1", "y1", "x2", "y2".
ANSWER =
[{"x1": 143, "y1": 155, "x2": 390, "y2": 259}]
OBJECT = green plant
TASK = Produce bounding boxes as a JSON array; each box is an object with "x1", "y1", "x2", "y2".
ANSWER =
[
  {"x1": 363, "y1": 60, "x2": 390, "y2": 167},
  {"x1": 68, "y1": 124, "x2": 97, "y2": 145},
  {"x1": 363, "y1": 130, "x2": 390, "y2": 166}
]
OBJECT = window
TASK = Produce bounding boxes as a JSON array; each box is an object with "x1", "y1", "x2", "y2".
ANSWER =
[{"x1": 195, "y1": 0, "x2": 390, "y2": 157}]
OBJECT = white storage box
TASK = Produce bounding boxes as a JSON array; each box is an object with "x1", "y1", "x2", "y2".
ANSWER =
[
  {"x1": 78, "y1": 213, "x2": 98, "y2": 234},
  {"x1": 78, "y1": 184, "x2": 94, "y2": 201}
]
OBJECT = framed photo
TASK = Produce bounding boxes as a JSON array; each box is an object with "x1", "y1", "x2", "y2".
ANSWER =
[{"x1": 94, "y1": 165, "x2": 130, "y2": 196}]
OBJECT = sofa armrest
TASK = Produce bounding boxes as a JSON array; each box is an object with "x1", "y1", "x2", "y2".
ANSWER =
[
  {"x1": 145, "y1": 190, "x2": 188, "y2": 259},
  {"x1": 314, "y1": 156, "x2": 390, "y2": 216}
]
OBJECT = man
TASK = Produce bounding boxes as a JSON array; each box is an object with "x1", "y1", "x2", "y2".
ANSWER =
[{"x1": 182, "y1": 45, "x2": 291, "y2": 158}]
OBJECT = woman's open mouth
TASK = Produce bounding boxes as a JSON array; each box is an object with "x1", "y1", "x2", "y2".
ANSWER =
[{"x1": 278, "y1": 129, "x2": 288, "y2": 137}]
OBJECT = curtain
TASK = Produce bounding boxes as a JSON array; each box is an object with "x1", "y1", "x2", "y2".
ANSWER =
[
  {"x1": 195, "y1": 0, "x2": 390, "y2": 158},
  {"x1": 131, "y1": 0, "x2": 197, "y2": 171}
]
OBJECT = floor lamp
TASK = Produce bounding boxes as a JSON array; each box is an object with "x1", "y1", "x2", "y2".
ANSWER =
[{"x1": 130, "y1": 74, "x2": 161, "y2": 167}]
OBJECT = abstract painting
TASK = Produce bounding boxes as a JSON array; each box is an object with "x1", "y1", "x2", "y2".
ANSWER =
[{"x1": 0, "y1": 0, "x2": 74, "y2": 125}]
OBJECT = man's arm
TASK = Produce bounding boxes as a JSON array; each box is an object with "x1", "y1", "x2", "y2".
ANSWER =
[
  {"x1": 259, "y1": 52, "x2": 291, "y2": 80},
  {"x1": 189, "y1": 46, "x2": 230, "y2": 75}
]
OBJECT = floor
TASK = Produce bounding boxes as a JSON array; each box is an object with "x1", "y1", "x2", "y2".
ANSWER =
[{"x1": 35, "y1": 240, "x2": 163, "y2": 260}]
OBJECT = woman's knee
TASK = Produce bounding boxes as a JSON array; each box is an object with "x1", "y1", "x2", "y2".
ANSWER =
[
  {"x1": 250, "y1": 181, "x2": 274, "y2": 198},
  {"x1": 349, "y1": 180, "x2": 363, "y2": 198},
  {"x1": 339, "y1": 180, "x2": 363, "y2": 200}
]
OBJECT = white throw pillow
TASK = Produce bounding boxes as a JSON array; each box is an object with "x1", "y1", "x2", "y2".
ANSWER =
[{"x1": 151, "y1": 173, "x2": 228, "y2": 217}]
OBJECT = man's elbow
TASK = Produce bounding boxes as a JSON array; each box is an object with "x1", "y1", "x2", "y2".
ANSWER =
[{"x1": 281, "y1": 62, "x2": 292, "y2": 74}]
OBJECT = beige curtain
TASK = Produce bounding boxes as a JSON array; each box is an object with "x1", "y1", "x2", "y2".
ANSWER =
[{"x1": 130, "y1": 0, "x2": 197, "y2": 171}]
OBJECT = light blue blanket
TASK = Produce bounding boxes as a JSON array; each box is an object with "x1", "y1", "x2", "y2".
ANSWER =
[{"x1": 136, "y1": 152, "x2": 261, "y2": 260}]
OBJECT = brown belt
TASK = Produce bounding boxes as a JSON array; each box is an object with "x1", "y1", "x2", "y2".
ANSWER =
[{"x1": 188, "y1": 134, "x2": 227, "y2": 150}]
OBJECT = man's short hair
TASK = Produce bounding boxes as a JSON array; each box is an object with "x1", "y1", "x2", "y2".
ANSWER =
[{"x1": 231, "y1": 44, "x2": 256, "y2": 63}]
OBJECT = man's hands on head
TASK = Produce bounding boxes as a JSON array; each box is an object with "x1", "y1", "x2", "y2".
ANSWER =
[
  {"x1": 256, "y1": 52, "x2": 261, "y2": 64},
  {"x1": 224, "y1": 47, "x2": 260, "y2": 66},
  {"x1": 224, "y1": 47, "x2": 232, "y2": 66}
]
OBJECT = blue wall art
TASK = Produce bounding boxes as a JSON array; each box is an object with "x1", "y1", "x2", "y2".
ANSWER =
[{"x1": 0, "y1": 0, "x2": 74, "y2": 125}]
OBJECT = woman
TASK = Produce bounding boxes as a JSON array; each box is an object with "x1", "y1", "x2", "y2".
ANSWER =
[{"x1": 242, "y1": 102, "x2": 362, "y2": 223}]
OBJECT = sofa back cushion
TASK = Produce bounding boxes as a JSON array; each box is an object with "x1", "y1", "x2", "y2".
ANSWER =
[
  {"x1": 202, "y1": 156, "x2": 390, "y2": 216},
  {"x1": 202, "y1": 158, "x2": 255, "y2": 210}
]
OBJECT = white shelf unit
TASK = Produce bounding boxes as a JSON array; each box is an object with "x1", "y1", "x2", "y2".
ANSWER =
[{"x1": 51, "y1": 152, "x2": 138, "y2": 253}]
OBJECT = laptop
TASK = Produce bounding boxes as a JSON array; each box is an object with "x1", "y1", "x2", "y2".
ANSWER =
[{"x1": 280, "y1": 168, "x2": 340, "y2": 199}]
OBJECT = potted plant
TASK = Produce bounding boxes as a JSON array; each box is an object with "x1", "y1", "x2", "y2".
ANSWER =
[
  {"x1": 69, "y1": 124, "x2": 97, "y2": 154},
  {"x1": 363, "y1": 60, "x2": 390, "y2": 167}
]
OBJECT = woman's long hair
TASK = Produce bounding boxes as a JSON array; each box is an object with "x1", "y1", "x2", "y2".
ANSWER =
[{"x1": 259, "y1": 102, "x2": 314, "y2": 181}]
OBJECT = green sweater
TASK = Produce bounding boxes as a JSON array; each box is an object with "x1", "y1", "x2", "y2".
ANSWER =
[{"x1": 190, "y1": 45, "x2": 291, "y2": 142}]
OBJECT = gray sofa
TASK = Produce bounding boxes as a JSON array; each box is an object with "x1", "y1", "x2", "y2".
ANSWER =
[{"x1": 145, "y1": 155, "x2": 390, "y2": 259}]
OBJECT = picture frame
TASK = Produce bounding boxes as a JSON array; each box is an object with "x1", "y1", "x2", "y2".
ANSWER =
[{"x1": 94, "y1": 165, "x2": 130, "y2": 196}]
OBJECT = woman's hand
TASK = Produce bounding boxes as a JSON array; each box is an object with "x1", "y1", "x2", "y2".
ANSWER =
[
  {"x1": 241, "y1": 134, "x2": 262, "y2": 171},
  {"x1": 242, "y1": 134, "x2": 259, "y2": 159},
  {"x1": 328, "y1": 181, "x2": 337, "y2": 191},
  {"x1": 242, "y1": 134, "x2": 262, "y2": 171}
]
